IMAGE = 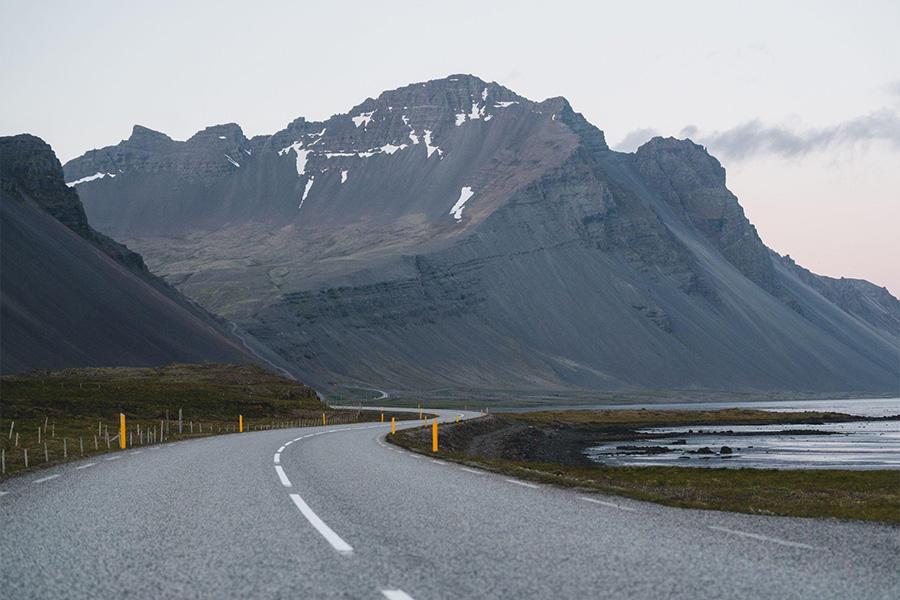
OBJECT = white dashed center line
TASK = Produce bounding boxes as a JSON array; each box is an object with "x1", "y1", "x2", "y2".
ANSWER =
[
  {"x1": 708, "y1": 525, "x2": 817, "y2": 550},
  {"x1": 382, "y1": 590, "x2": 415, "y2": 600},
  {"x1": 104, "y1": 456, "x2": 122, "y2": 461},
  {"x1": 74, "y1": 463, "x2": 96, "y2": 470},
  {"x1": 274, "y1": 465, "x2": 292, "y2": 487},
  {"x1": 579, "y1": 497, "x2": 636, "y2": 512},
  {"x1": 33, "y1": 474, "x2": 60, "y2": 484},
  {"x1": 289, "y1": 493, "x2": 353, "y2": 555}
]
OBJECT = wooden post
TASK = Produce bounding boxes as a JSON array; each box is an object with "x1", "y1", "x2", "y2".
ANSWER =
[
  {"x1": 178, "y1": 408, "x2": 183, "y2": 434},
  {"x1": 80, "y1": 437, "x2": 84, "y2": 456},
  {"x1": 24, "y1": 448, "x2": 28, "y2": 468},
  {"x1": 44, "y1": 442, "x2": 48, "y2": 462},
  {"x1": 1, "y1": 448, "x2": 5, "y2": 474},
  {"x1": 37, "y1": 427, "x2": 41, "y2": 445},
  {"x1": 63, "y1": 438, "x2": 67, "y2": 458},
  {"x1": 7, "y1": 421, "x2": 13, "y2": 439}
]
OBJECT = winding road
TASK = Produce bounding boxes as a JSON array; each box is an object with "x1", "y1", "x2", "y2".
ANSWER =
[{"x1": 1, "y1": 408, "x2": 897, "y2": 599}]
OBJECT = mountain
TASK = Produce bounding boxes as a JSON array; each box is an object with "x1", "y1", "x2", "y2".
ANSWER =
[
  {"x1": 63, "y1": 75, "x2": 900, "y2": 395},
  {"x1": 0, "y1": 134, "x2": 262, "y2": 374}
]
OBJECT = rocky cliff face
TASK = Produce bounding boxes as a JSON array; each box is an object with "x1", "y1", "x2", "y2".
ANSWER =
[
  {"x1": 0, "y1": 134, "x2": 262, "y2": 373},
  {"x1": 63, "y1": 75, "x2": 900, "y2": 395}
]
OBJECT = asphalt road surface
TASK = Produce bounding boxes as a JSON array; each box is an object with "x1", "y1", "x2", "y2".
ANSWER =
[{"x1": 1, "y1": 408, "x2": 898, "y2": 599}]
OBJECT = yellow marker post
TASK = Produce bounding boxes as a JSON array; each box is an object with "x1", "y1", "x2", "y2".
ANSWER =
[
  {"x1": 239, "y1": 415, "x2": 243, "y2": 433},
  {"x1": 322, "y1": 413, "x2": 326, "y2": 426},
  {"x1": 119, "y1": 414, "x2": 126, "y2": 449},
  {"x1": 418, "y1": 404, "x2": 422, "y2": 419},
  {"x1": 381, "y1": 412, "x2": 384, "y2": 423},
  {"x1": 432, "y1": 419, "x2": 438, "y2": 453},
  {"x1": 391, "y1": 417, "x2": 396, "y2": 435}
]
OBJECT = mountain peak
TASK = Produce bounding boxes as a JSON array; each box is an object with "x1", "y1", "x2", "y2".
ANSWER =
[
  {"x1": 187, "y1": 123, "x2": 247, "y2": 144},
  {"x1": 635, "y1": 136, "x2": 725, "y2": 185},
  {"x1": 128, "y1": 125, "x2": 173, "y2": 147}
]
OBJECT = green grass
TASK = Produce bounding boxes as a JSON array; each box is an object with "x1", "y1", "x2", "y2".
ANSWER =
[
  {"x1": 390, "y1": 411, "x2": 900, "y2": 524},
  {"x1": 0, "y1": 363, "x2": 413, "y2": 479}
]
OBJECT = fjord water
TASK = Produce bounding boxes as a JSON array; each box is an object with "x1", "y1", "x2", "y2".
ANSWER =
[{"x1": 584, "y1": 398, "x2": 900, "y2": 470}]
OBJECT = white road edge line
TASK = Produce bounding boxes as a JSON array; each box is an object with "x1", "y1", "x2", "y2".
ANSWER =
[
  {"x1": 0, "y1": 491, "x2": 8, "y2": 496},
  {"x1": 289, "y1": 493, "x2": 353, "y2": 555},
  {"x1": 34, "y1": 474, "x2": 60, "y2": 484},
  {"x1": 708, "y1": 525, "x2": 817, "y2": 550},
  {"x1": 274, "y1": 465, "x2": 292, "y2": 487},
  {"x1": 505, "y1": 478, "x2": 539, "y2": 489},
  {"x1": 74, "y1": 463, "x2": 96, "y2": 470},
  {"x1": 579, "y1": 497, "x2": 636, "y2": 512},
  {"x1": 460, "y1": 467, "x2": 486, "y2": 475},
  {"x1": 382, "y1": 590, "x2": 415, "y2": 600},
  {"x1": 274, "y1": 453, "x2": 281, "y2": 464},
  {"x1": 104, "y1": 456, "x2": 122, "y2": 461}
]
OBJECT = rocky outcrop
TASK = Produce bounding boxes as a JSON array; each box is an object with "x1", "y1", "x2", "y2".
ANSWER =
[{"x1": 633, "y1": 137, "x2": 780, "y2": 297}]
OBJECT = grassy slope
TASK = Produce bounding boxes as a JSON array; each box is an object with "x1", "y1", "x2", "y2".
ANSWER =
[
  {"x1": 0, "y1": 363, "x2": 409, "y2": 479},
  {"x1": 391, "y1": 410, "x2": 900, "y2": 524}
]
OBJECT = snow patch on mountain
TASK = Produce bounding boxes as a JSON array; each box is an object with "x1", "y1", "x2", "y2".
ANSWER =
[
  {"x1": 454, "y1": 113, "x2": 466, "y2": 126},
  {"x1": 279, "y1": 141, "x2": 311, "y2": 175},
  {"x1": 449, "y1": 186, "x2": 474, "y2": 221},
  {"x1": 340, "y1": 169, "x2": 348, "y2": 183},
  {"x1": 379, "y1": 143, "x2": 407, "y2": 155},
  {"x1": 352, "y1": 111, "x2": 375, "y2": 128},
  {"x1": 495, "y1": 101, "x2": 518, "y2": 108},
  {"x1": 423, "y1": 130, "x2": 442, "y2": 158},
  {"x1": 299, "y1": 176, "x2": 315, "y2": 209},
  {"x1": 224, "y1": 154, "x2": 240, "y2": 168},
  {"x1": 66, "y1": 172, "x2": 116, "y2": 187}
]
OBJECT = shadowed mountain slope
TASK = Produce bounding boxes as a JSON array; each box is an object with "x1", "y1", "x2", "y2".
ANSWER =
[
  {"x1": 0, "y1": 134, "x2": 259, "y2": 373},
  {"x1": 64, "y1": 75, "x2": 899, "y2": 395}
]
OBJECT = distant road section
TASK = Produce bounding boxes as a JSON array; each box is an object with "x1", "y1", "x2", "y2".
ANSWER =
[{"x1": 1, "y1": 408, "x2": 897, "y2": 599}]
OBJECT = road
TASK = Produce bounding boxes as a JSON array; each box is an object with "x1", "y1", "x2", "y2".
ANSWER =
[{"x1": 1, "y1": 408, "x2": 898, "y2": 599}]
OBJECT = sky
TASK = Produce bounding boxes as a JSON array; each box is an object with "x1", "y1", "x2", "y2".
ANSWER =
[{"x1": 2, "y1": 0, "x2": 898, "y2": 292}]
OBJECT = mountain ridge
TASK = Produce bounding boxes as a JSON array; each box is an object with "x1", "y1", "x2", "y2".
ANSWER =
[{"x1": 61, "y1": 74, "x2": 899, "y2": 395}]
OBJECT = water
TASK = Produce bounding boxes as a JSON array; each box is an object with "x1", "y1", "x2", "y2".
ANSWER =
[{"x1": 582, "y1": 398, "x2": 900, "y2": 470}]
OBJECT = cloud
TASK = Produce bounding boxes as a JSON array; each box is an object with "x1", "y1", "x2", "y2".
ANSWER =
[
  {"x1": 693, "y1": 109, "x2": 900, "y2": 161},
  {"x1": 613, "y1": 127, "x2": 659, "y2": 152}
]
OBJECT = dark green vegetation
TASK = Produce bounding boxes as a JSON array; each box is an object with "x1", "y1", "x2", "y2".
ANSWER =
[
  {"x1": 511, "y1": 407, "x2": 864, "y2": 427},
  {"x1": 392, "y1": 410, "x2": 900, "y2": 524},
  {"x1": 0, "y1": 363, "x2": 410, "y2": 479}
]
